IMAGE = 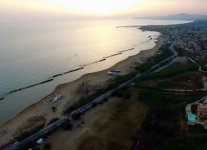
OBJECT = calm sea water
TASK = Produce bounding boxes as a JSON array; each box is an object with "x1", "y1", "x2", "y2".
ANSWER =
[{"x1": 0, "y1": 19, "x2": 189, "y2": 123}]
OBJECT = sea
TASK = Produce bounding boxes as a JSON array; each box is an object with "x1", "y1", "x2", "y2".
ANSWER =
[{"x1": 0, "y1": 19, "x2": 189, "y2": 124}]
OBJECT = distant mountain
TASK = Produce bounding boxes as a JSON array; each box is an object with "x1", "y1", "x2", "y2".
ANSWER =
[{"x1": 136, "y1": 13, "x2": 207, "y2": 21}]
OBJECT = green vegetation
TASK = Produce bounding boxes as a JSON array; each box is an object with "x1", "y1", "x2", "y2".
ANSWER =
[
  {"x1": 138, "y1": 89, "x2": 175, "y2": 107},
  {"x1": 196, "y1": 58, "x2": 207, "y2": 71},
  {"x1": 138, "y1": 87, "x2": 204, "y2": 110},
  {"x1": 48, "y1": 118, "x2": 59, "y2": 125},
  {"x1": 141, "y1": 62, "x2": 198, "y2": 80},
  {"x1": 135, "y1": 62, "x2": 153, "y2": 72},
  {"x1": 72, "y1": 112, "x2": 82, "y2": 120},
  {"x1": 174, "y1": 46, "x2": 188, "y2": 57},
  {"x1": 111, "y1": 87, "x2": 131, "y2": 99},
  {"x1": 136, "y1": 44, "x2": 174, "y2": 73},
  {"x1": 191, "y1": 104, "x2": 198, "y2": 114},
  {"x1": 60, "y1": 119, "x2": 73, "y2": 130},
  {"x1": 152, "y1": 44, "x2": 173, "y2": 63},
  {"x1": 15, "y1": 124, "x2": 45, "y2": 141},
  {"x1": 15, "y1": 124, "x2": 45, "y2": 150},
  {"x1": 154, "y1": 73, "x2": 204, "y2": 89},
  {"x1": 134, "y1": 87, "x2": 206, "y2": 150},
  {"x1": 51, "y1": 106, "x2": 57, "y2": 112}
]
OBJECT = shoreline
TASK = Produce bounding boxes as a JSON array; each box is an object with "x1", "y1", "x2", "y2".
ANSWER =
[{"x1": 0, "y1": 35, "x2": 163, "y2": 144}]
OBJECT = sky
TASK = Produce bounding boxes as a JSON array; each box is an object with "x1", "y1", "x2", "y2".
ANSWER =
[{"x1": 0, "y1": 0, "x2": 207, "y2": 21}]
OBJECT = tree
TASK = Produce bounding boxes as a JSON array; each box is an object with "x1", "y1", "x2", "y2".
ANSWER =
[
  {"x1": 48, "y1": 118, "x2": 59, "y2": 125},
  {"x1": 72, "y1": 113, "x2": 82, "y2": 120},
  {"x1": 61, "y1": 120, "x2": 73, "y2": 130},
  {"x1": 52, "y1": 106, "x2": 57, "y2": 112}
]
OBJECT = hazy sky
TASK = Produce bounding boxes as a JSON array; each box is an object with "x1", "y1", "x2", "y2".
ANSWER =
[{"x1": 0, "y1": 0, "x2": 207, "y2": 21}]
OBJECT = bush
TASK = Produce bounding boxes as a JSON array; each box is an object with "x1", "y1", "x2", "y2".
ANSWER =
[
  {"x1": 48, "y1": 118, "x2": 59, "y2": 125},
  {"x1": 103, "y1": 97, "x2": 109, "y2": 102},
  {"x1": 72, "y1": 113, "x2": 82, "y2": 120},
  {"x1": 52, "y1": 106, "x2": 57, "y2": 112},
  {"x1": 61, "y1": 120, "x2": 73, "y2": 130},
  {"x1": 44, "y1": 143, "x2": 52, "y2": 150},
  {"x1": 136, "y1": 63, "x2": 153, "y2": 72},
  {"x1": 141, "y1": 62, "x2": 198, "y2": 80},
  {"x1": 111, "y1": 90, "x2": 123, "y2": 97},
  {"x1": 18, "y1": 141, "x2": 36, "y2": 150},
  {"x1": 191, "y1": 104, "x2": 198, "y2": 114},
  {"x1": 15, "y1": 124, "x2": 45, "y2": 141}
]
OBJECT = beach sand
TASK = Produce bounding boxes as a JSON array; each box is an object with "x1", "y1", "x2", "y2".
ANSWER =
[{"x1": 0, "y1": 36, "x2": 163, "y2": 145}]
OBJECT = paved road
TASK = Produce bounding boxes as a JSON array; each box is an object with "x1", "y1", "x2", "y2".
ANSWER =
[
  {"x1": 154, "y1": 43, "x2": 177, "y2": 72},
  {"x1": 7, "y1": 43, "x2": 177, "y2": 150},
  {"x1": 164, "y1": 89, "x2": 204, "y2": 92},
  {"x1": 187, "y1": 57, "x2": 207, "y2": 74},
  {"x1": 149, "y1": 42, "x2": 177, "y2": 73}
]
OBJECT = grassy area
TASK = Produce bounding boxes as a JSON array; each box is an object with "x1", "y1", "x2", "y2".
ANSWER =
[
  {"x1": 152, "y1": 43, "x2": 173, "y2": 63},
  {"x1": 74, "y1": 84, "x2": 206, "y2": 150},
  {"x1": 140, "y1": 62, "x2": 198, "y2": 80},
  {"x1": 196, "y1": 58, "x2": 207, "y2": 71},
  {"x1": 159, "y1": 135, "x2": 207, "y2": 150},
  {"x1": 135, "y1": 87, "x2": 207, "y2": 150},
  {"x1": 136, "y1": 44, "x2": 174, "y2": 73},
  {"x1": 141, "y1": 71, "x2": 204, "y2": 89},
  {"x1": 135, "y1": 62, "x2": 153, "y2": 72}
]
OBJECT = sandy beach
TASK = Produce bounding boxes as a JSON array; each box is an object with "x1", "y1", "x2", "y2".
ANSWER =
[{"x1": 0, "y1": 36, "x2": 163, "y2": 145}]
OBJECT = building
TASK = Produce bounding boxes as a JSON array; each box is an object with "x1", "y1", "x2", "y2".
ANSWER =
[
  {"x1": 185, "y1": 96, "x2": 207, "y2": 127},
  {"x1": 197, "y1": 103, "x2": 207, "y2": 121},
  {"x1": 187, "y1": 113, "x2": 197, "y2": 125}
]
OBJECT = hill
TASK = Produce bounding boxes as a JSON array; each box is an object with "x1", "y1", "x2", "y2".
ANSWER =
[{"x1": 136, "y1": 13, "x2": 207, "y2": 21}]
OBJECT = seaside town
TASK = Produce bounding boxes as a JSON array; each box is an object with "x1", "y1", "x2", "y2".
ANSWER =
[
  {"x1": 142, "y1": 21, "x2": 207, "y2": 59},
  {"x1": 142, "y1": 20, "x2": 207, "y2": 127}
]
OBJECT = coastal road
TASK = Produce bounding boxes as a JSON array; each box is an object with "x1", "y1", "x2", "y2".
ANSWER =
[
  {"x1": 7, "y1": 43, "x2": 177, "y2": 150},
  {"x1": 187, "y1": 57, "x2": 207, "y2": 74},
  {"x1": 153, "y1": 42, "x2": 177, "y2": 72}
]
